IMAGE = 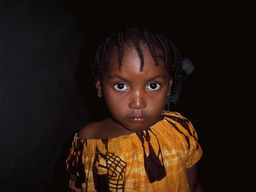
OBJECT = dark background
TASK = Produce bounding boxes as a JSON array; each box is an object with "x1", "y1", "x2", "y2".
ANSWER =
[{"x1": 0, "y1": 1, "x2": 235, "y2": 191}]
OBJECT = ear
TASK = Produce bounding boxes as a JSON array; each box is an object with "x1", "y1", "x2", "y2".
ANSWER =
[{"x1": 95, "y1": 79, "x2": 102, "y2": 97}]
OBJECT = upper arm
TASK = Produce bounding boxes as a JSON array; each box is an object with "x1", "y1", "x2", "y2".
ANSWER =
[{"x1": 187, "y1": 164, "x2": 204, "y2": 192}]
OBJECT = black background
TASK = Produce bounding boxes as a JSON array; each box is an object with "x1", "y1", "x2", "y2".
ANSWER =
[{"x1": 0, "y1": 1, "x2": 237, "y2": 191}]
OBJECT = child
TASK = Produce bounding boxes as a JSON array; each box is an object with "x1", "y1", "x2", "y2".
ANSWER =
[{"x1": 66, "y1": 26, "x2": 203, "y2": 192}]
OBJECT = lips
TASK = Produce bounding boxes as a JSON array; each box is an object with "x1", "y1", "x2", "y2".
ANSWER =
[
  {"x1": 127, "y1": 110, "x2": 148, "y2": 123},
  {"x1": 128, "y1": 116, "x2": 148, "y2": 123}
]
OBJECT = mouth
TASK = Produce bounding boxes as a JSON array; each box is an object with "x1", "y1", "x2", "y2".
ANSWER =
[{"x1": 128, "y1": 116, "x2": 148, "y2": 123}]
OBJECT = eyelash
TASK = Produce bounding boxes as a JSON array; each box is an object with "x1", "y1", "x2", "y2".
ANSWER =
[{"x1": 113, "y1": 82, "x2": 161, "y2": 91}]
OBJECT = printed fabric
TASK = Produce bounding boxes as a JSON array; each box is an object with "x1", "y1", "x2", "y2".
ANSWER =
[{"x1": 65, "y1": 111, "x2": 203, "y2": 191}]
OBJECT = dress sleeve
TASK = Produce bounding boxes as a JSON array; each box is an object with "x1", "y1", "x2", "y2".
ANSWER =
[
  {"x1": 182, "y1": 119, "x2": 203, "y2": 169},
  {"x1": 65, "y1": 133, "x2": 87, "y2": 191},
  {"x1": 166, "y1": 112, "x2": 203, "y2": 169}
]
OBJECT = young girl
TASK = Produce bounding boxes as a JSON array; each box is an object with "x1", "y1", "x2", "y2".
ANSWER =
[{"x1": 66, "y1": 26, "x2": 203, "y2": 192}]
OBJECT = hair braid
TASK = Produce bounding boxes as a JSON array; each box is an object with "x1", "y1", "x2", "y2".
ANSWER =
[
  {"x1": 118, "y1": 32, "x2": 124, "y2": 70},
  {"x1": 130, "y1": 29, "x2": 145, "y2": 71},
  {"x1": 143, "y1": 29, "x2": 159, "y2": 66},
  {"x1": 155, "y1": 33, "x2": 169, "y2": 68},
  {"x1": 166, "y1": 39, "x2": 182, "y2": 86},
  {"x1": 93, "y1": 45, "x2": 102, "y2": 80}
]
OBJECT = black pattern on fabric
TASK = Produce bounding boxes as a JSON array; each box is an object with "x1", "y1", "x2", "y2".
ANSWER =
[
  {"x1": 136, "y1": 128, "x2": 166, "y2": 183},
  {"x1": 93, "y1": 143, "x2": 127, "y2": 192}
]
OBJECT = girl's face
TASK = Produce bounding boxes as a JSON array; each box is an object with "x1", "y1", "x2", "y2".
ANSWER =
[{"x1": 97, "y1": 41, "x2": 172, "y2": 132}]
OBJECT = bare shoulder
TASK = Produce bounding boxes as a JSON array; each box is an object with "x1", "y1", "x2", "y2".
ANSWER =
[
  {"x1": 78, "y1": 119, "x2": 112, "y2": 139},
  {"x1": 78, "y1": 118, "x2": 131, "y2": 139},
  {"x1": 78, "y1": 122, "x2": 101, "y2": 139}
]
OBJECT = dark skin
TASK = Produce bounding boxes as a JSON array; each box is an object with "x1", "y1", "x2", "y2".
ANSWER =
[{"x1": 79, "y1": 40, "x2": 203, "y2": 191}]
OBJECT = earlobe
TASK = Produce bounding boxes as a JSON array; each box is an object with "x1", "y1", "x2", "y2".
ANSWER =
[{"x1": 96, "y1": 80, "x2": 102, "y2": 97}]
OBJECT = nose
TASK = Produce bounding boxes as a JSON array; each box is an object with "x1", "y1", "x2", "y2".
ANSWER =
[{"x1": 128, "y1": 90, "x2": 147, "y2": 109}]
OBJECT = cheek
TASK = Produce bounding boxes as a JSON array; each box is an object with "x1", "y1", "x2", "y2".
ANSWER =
[
  {"x1": 103, "y1": 89, "x2": 127, "y2": 114},
  {"x1": 150, "y1": 93, "x2": 167, "y2": 110}
]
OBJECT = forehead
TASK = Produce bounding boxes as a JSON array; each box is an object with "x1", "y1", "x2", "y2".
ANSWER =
[{"x1": 105, "y1": 41, "x2": 168, "y2": 79}]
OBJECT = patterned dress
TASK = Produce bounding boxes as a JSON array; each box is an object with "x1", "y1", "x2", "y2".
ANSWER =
[{"x1": 66, "y1": 111, "x2": 203, "y2": 191}]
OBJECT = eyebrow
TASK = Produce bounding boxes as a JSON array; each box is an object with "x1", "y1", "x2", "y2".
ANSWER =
[
  {"x1": 107, "y1": 74, "x2": 168, "y2": 81},
  {"x1": 108, "y1": 75, "x2": 129, "y2": 82}
]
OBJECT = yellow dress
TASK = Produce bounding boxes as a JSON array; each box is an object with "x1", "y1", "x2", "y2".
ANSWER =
[{"x1": 66, "y1": 111, "x2": 203, "y2": 192}]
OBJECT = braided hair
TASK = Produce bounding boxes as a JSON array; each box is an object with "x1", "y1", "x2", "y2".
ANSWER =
[{"x1": 91, "y1": 26, "x2": 182, "y2": 89}]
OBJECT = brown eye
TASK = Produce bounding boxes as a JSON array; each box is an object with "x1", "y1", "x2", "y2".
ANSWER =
[
  {"x1": 114, "y1": 83, "x2": 128, "y2": 91},
  {"x1": 147, "y1": 83, "x2": 160, "y2": 91}
]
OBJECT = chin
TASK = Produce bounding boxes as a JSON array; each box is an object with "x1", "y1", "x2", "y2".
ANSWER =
[{"x1": 123, "y1": 120, "x2": 156, "y2": 133}]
